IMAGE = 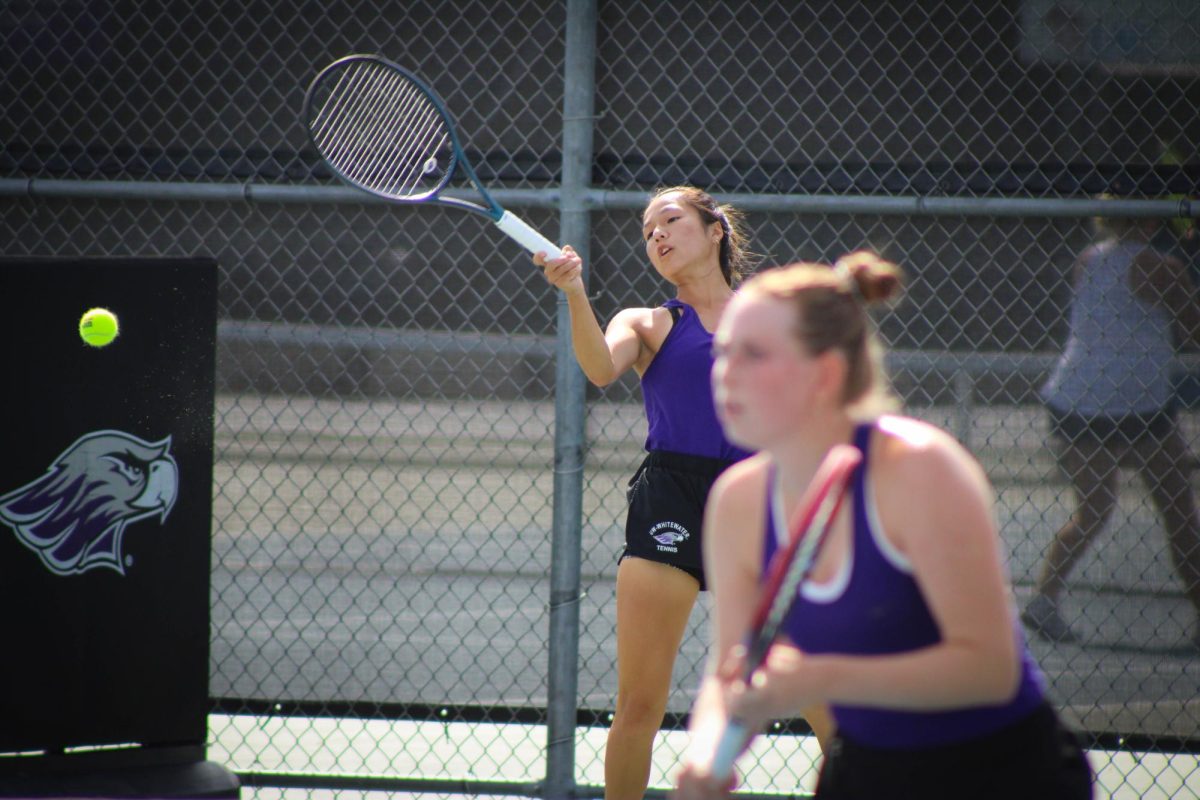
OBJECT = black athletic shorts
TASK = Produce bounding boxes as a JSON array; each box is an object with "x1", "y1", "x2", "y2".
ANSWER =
[
  {"x1": 816, "y1": 701, "x2": 1093, "y2": 799},
  {"x1": 621, "y1": 450, "x2": 737, "y2": 591},
  {"x1": 1047, "y1": 405, "x2": 1177, "y2": 448}
]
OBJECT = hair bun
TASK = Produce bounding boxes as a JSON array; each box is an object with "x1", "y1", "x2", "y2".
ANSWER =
[{"x1": 834, "y1": 250, "x2": 904, "y2": 304}]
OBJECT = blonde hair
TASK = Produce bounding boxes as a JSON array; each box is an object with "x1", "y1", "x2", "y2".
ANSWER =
[{"x1": 741, "y1": 251, "x2": 905, "y2": 418}]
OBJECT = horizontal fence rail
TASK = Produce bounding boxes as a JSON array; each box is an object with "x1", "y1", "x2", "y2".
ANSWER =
[{"x1": 2, "y1": 177, "x2": 1197, "y2": 220}]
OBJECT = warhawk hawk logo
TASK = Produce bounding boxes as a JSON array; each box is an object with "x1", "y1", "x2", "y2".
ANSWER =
[
  {"x1": 0, "y1": 430, "x2": 178, "y2": 576},
  {"x1": 650, "y1": 520, "x2": 689, "y2": 553}
]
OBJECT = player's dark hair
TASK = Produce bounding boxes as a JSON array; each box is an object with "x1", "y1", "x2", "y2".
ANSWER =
[{"x1": 647, "y1": 186, "x2": 757, "y2": 286}]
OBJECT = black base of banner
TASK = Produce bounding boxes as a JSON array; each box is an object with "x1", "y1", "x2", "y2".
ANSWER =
[{"x1": 0, "y1": 756, "x2": 238, "y2": 799}]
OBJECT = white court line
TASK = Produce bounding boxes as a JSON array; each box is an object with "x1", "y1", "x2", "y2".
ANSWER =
[{"x1": 209, "y1": 715, "x2": 1200, "y2": 800}]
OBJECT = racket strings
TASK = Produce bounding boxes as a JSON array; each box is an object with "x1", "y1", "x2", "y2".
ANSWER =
[
  {"x1": 353, "y1": 68, "x2": 443, "y2": 195},
  {"x1": 310, "y1": 61, "x2": 450, "y2": 198},
  {"x1": 336, "y1": 64, "x2": 445, "y2": 195}
]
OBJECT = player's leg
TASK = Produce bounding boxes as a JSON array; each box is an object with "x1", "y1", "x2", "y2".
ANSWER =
[
  {"x1": 1136, "y1": 424, "x2": 1200, "y2": 636},
  {"x1": 801, "y1": 703, "x2": 835, "y2": 754},
  {"x1": 605, "y1": 556, "x2": 699, "y2": 800},
  {"x1": 1040, "y1": 437, "x2": 1121, "y2": 595},
  {"x1": 1024, "y1": 435, "x2": 1120, "y2": 640}
]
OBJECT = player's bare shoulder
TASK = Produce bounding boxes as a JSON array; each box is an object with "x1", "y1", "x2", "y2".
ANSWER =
[
  {"x1": 872, "y1": 415, "x2": 991, "y2": 500},
  {"x1": 707, "y1": 454, "x2": 770, "y2": 531},
  {"x1": 610, "y1": 305, "x2": 677, "y2": 371},
  {"x1": 704, "y1": 454, "x2": 771, "y2": 582}
]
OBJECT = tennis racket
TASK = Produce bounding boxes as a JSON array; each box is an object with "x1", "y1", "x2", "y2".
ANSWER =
[
  {"x1": 709, "y1": 443, "x2": 863, "y2": 783},
  {"x1": 303, "y1": 54, "x2": 563, "y2": 259}
]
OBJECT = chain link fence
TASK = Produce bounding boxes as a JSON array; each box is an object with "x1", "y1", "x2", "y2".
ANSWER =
[{"x1": 2, "y1": 0, "x2": 1199, "y2": 798}]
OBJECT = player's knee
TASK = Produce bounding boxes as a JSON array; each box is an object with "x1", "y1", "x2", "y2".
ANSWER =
[{"x1": 612, "y1": 692, "x2": 668, "y2": 730}]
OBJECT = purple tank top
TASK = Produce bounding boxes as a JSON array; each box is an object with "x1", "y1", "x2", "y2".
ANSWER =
[
  {"x1": 761, "y1": 422, "x2": 1044, "y2": 749},
  {"x1": 641, "y1": 299, "x2": 750, "y2": 461}
]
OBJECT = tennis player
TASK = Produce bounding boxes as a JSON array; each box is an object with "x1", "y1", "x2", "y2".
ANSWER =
[
  {"x1": 1025, "y1": 212, "x2": 1200, "y2": 647},
  {"x1": 536, "y1": 187, "x2": 832, "y2": 800},
  {"x1": 674, "y1": 253, "x2": 1093, "y2": 799}
]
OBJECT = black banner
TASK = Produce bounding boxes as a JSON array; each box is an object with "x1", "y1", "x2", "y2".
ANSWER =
[{"x1": 0, "y1": 257, "x2": 216, "y2": 755}]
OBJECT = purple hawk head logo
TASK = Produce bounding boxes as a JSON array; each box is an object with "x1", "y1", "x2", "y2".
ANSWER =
[
  {"x1": 653, "y1": 530, "x2": 685, "y2": 546},
  {"x1": 0, "y1": 430, "x2": 178, "y2": 576},
  {"x1": 650, "y1": 521, "x2": 689, "y2": 547}
]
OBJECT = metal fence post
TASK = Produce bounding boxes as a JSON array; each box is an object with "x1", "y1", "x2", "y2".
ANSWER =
[{"x1": 546, "y1": 0, "x2": 597, "y2": 797}]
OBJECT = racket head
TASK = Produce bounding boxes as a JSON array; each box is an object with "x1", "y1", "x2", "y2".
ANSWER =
[{"x1": 303, "y1": 54, "x2": 461, "y2": 204}]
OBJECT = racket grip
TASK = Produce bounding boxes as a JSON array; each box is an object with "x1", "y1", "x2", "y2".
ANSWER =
[
  {"x1": 495, "y1": 210, "x2": 564, "y2": 259},
  {"x1": 709, "y1": 720, "x2": 750, "y2": 783}
]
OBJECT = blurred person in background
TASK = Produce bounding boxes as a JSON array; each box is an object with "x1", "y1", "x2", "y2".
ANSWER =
[{"x1": 1024, "y1": 206, "x2": 1200, "y2": 649}]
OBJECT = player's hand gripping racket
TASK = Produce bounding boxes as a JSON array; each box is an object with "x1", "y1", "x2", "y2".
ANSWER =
[
  {"x1": 709, "y1": 443, "x2": 862, "y2": 783},
  {"x1": 303, "y1": 54, "x2": 563, "y2": 259}
]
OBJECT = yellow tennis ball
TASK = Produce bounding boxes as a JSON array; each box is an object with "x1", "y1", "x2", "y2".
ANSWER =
[{"x1": 79, "y1": 307, "x2": 119, "y2": 347}]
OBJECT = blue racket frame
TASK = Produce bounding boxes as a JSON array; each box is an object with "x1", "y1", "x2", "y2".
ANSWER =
[{"x1": 304, "y1": 54, "x2": 561, "y2": 257}]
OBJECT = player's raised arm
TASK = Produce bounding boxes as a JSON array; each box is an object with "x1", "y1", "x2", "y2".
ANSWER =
[{"x1": 534, "y1": 246, "x2": 647, "y2": 386}]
